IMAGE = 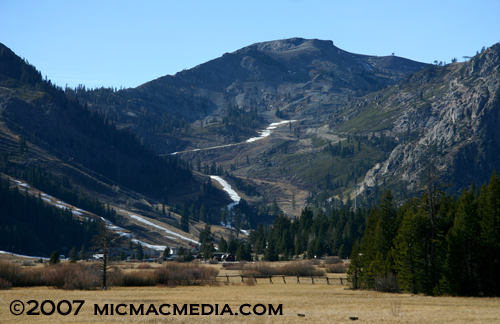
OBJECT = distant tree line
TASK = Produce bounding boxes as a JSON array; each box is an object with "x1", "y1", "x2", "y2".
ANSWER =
[{"x1": 245, "y1": 206, "x2": 367, "y2": 261}]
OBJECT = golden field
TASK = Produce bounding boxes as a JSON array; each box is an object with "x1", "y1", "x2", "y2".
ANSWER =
[
  {"x1": 1, "y1": 283, "x2": 499, "y2": 323},
  {"x1": 1, "y1": 255, "x2": 499, "y2": 323}
]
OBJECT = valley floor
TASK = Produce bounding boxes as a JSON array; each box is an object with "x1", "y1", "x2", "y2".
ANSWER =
[{"x1": 1, "y1": 284, "x2": 498, "y2": 323}]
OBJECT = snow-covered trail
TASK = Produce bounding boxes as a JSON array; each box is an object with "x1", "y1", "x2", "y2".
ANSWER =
[
  {"x1": 210, "y1": 175, "x2": 251, "y2": 236},
  {"x1": 7, "y1": 176, "x2": 197, "y2": 253},
  {"x1": 210, "y1": 176, "x2": 241, "y2": 210},
  {"x1": 118, "y1": 210, "x2": 199, "y2": 245},
  {"x1": 169, "y1": 119, "x2": 296, "y2": 155},
  {"x1": 0, "y1": 250, "x2": 49, "y2": 260}
]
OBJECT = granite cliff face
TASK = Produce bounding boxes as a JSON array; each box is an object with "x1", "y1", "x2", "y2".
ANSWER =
[{"x1": 355, "y1": 43, "x2": 500, "y2": 196}]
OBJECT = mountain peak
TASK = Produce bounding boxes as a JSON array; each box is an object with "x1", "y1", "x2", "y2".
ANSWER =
[{"x1": 250, "y1": 38, "x2": 334, "y2": 53}]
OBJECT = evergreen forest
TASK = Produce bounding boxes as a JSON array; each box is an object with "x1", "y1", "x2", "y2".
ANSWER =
[
  {"x1": 0, "y1": 177, "x2": 99, "y2": 257},
  {"x1": 348, "y1": 169, "x2": 500, "y2": 297}
]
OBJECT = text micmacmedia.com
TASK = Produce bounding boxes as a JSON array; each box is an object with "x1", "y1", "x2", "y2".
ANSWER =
[{"x1": 94, "y1": 303, "x2": 283, "y2": 316}]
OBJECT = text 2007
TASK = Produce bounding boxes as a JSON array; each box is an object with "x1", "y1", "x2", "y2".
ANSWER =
[{"x1": 26, "y1": 300, "x2": 85, "y2": 316}]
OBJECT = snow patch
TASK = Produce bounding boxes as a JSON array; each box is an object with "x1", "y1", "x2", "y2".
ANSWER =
[
  {"x1": 14, "y1": 180, "x2": 30, "y2": 188},
  {"x1": 246, "y1": 120, "x2": 296, "y2": 143},
  {"x1": 211, "y1": 176, "x2": 248, "y2": 235},
  {"x1": 0, "y1": 250, "x2": 49, "y2": 260},
  {"x1": 169, "y1": 120, "x2": 297, "y2": 155},
  {"x1": 120, "y1": 210, "x2": 199, "y2": 244},
  {"x1": 131, "y1": 239, "x2": 167, "y2": 252},
  {"x1": 100, "y1": 217, "x2": 125, "y2": 231},
  {"x1": 210, "y1": 176, "x2": 241, "y2": 209}
]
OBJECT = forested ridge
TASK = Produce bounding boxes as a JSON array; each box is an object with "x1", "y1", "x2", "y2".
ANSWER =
[
  {"x1": 0, "y1": 43, "x2": 196, "y2": 200},
  {"x1": 348, "y1": 169, "x2": 500, "y2": 296},
  {"x1": 0, "y1": 161, "x2": 118, "y2": 223},
  {"x1": 0, "y1": 176, "x2": 99, "y2": 257}
]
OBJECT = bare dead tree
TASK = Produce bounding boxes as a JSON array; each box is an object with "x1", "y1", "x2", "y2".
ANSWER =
[{"x1": 91, "y1": 221, "x2": 121, "y2": 289}]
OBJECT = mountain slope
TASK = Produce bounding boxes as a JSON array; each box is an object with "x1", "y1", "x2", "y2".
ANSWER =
[
  {"x1": 73, "y1": 38, "x2": 426, "y2": 154},
  {"x1": 336, "y1": 43, "x2": 500, "y2": 198},
  {"x1": 0, "y1": 43, "x2": 237, "y2": 255}
]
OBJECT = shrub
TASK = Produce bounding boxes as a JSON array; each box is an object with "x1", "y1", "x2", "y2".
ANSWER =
[
  {"x1": 324, "y1": 256, "x2": 342, "y2": 265},
  {"x1": 62, "y1": 266, "x2": 101, "y2": 290},
  {"x1": 277, "y1": 261, "x2": 325, "y2": 277},
  {"x1": 41, "y1": 263, "x2": 102, "y2": 290},
  {"x1": 241, "y1": 269, "x2": 260, "y2": 278},
  {"x1": 375, "y1": 273, "x2": 400, "y2": 293},
  {"x1": 308, "y1": 259, "x2": 321, "y2": 266},
  {"x1": 121, "y1": 270, "x2": 156, "y2": 287},
  {"x1": 243, "y1": 263, "x2": 277, "y2": 277},
  {"x1": 325, "y1": 263, "x2": 348, "y2": 273},
  {"x1": 0, "y1": 260, "x2": 221, "y2": 289},
  {"x1": 155, "y1": 263, "x2": 219, "y2": 287},
  {"x1": 135, "y1": 263, "x2": 152, "y2": 269},
  {"x1": 244, "y1": 276, "x2": 256, "y2": 286},
  {"x1": 0, "y1": 277, "x2": 12, "y2": 290},
  {"x1": 222, "y1": 262, "x2": 245, "y2": 270},
  {"x1": 0, "y1": 260, "x2": 44, "y2": 286},
  {"x1": 20, "y1": 267, "x2": 46, "y2": 287},
  {"x1": 0, "y1": 261, "x2": 22, "y2": 285}
]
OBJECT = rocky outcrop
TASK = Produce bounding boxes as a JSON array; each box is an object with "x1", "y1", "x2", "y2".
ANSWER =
[{"x1": 359, "y1": 43, "x2": 500, "y2": 195}]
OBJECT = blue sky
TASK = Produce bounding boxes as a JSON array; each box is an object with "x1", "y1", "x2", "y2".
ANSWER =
[{"x1": 1, "y1": 0, "x2": 499, "y2": 89}]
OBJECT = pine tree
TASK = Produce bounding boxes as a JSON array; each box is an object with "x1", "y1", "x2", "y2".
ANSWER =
[
  {"x1": 392, "y1": 205, "x2": 428, "y2": 294},
  {"x1": 227, "y1": 237, "x2": 238, "y2": 255},
  {"x1": 478, "y1": 170, "x2": 500, "y2": 295},
  {"x1": 180, "y1": 203, "x2": 189, "y2": 233},
  {"x1": 80, "y1": 244, "x2": 87, "y2": 260},
  {"x1": 264, "y1": 237, "x2": 279, "y2": 261},
  {"x1": 69, "y1": 246, "x2": 77, "y2": 263},
  {"x1": 444, "y1": 186, "x2": 481, "y2": 295},
  {"x1": 136, "y1": 243, "x2": 144, "y2": 260},
  {"x1": 163, "y1": 246, "x2": 170, "y2": 258},
  {"x1": 347, "y1": 240, "x2": 361, "y2": 289},
  {"x1": 218, "y1": 236, "x2": 228, "y2": 252},
  {"x1": 49, "y1": 251, "x2": 60, "y2": 265},
  {"x1": 200, "y1": 224, "x2": 214, "y2": 260}
]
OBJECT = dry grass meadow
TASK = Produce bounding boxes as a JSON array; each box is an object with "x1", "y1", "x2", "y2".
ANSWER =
[
  {"x1": 1, "y1": 256, "x2": 499, "y2": 323},
  {"x1": 1, "y1": 284, "x2": 500, "y2": 324}
]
